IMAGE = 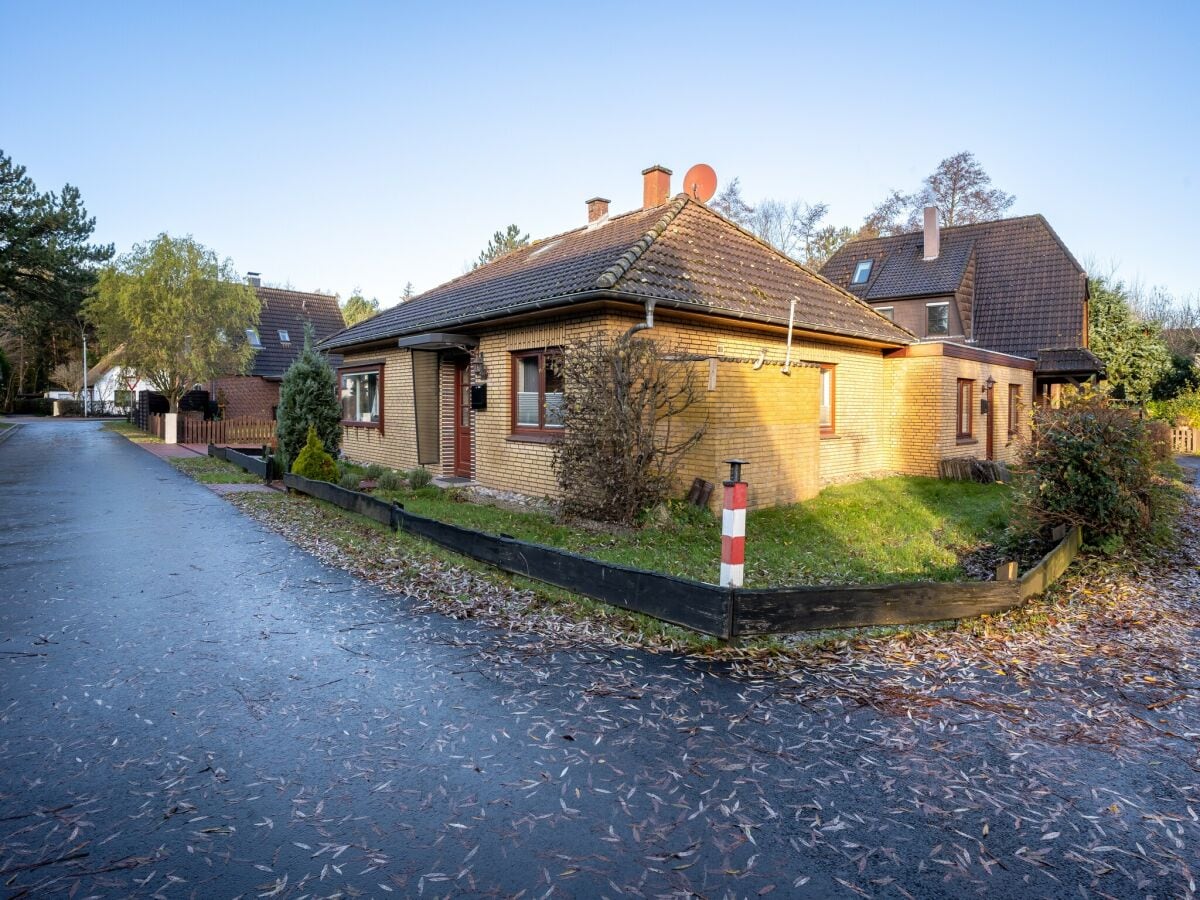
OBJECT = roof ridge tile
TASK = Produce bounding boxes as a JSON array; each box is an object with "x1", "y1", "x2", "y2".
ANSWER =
[{"x1": 596, "y1": 196, "x2": 689, "y2": 289}]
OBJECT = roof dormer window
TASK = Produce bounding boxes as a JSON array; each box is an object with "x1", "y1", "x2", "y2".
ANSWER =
[
  {"x1": 278, "y1": 329, "x2": 290, "y2": 344},
  {"x1": 852, "y1": 260, "x2": 873, "y2": 284},
  {"x1": 246, "y1": 328, "x2": 262, "y2": 348}
]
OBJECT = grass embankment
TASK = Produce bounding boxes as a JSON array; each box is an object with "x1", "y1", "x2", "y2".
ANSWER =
[
  {"x1": 360, "y1": 474, "x2": 1009, "y2": 587},
  {"x1": 103, "y1": 419, "x2": 161, "y2": 443},
  {"x1": 168, "y1": 455, "x2": 261, "y2": 484}
]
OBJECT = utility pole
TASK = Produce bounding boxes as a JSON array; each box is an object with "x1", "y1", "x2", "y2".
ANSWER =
[{"x1": 82, "y1": 330, "x2": 89, "y2": 417}]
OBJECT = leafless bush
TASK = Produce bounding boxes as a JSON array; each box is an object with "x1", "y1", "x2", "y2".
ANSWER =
[{"x1": 553, "y1": 332, "x2": 707, "y2": 525}]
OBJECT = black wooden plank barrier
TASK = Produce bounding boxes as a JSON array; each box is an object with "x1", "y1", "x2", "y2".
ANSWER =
[
  {"x1": 284, "y1": 473, "x2": 395, "y2": 528},
  {"x1": 208, "y1": 444, "x2": 275, "y2": 481},
  {"x1": 733, "y1": 581, "x2": 1016, "y2": 636},
  {"x1": 279, "y1": 473, "x2": 1082, "y2": 641}
]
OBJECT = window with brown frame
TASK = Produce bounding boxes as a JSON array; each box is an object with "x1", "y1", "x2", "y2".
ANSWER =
[
  {"x1": 511, "y1": 349, "x2": 564, "y2": 435},
  {"x1": 339, "y1": 364, "x2": 383, "y2": 429},
  {"x1": 1008, "y1": 383, "x2": 1022, "y2": 436},
  {"x1": 819, "y1": 365, "x2": 836, "y2": 435},
  {"x1": 956, "y1": 378, "x2": 974, "y2": 439}
]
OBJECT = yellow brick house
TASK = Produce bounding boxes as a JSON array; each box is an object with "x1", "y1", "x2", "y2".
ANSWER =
[{"x1": 319, "y1": 167, "x2": 1035, "y2": 510}]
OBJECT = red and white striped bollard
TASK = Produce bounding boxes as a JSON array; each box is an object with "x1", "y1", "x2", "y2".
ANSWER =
[{"x1": 720, "y1": 459, "x2": 748, "y2": 588}]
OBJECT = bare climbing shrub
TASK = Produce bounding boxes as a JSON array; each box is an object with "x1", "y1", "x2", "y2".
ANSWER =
[{"x1": 553, "y1": 332, "x2": 707, "y2": 525}]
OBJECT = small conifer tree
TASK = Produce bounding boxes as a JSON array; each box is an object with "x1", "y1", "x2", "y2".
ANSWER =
[
  {"x1": 291, "y1": 425, "x2": 339, "y2": 482},
  {"x1": 276, "y1": 325, "x2": 341, "y2": 470}
]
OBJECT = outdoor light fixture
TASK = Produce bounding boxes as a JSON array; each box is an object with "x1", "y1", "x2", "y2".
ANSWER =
[{"x1": 470, "y1": 350, "x2": 489, "y2": 382}]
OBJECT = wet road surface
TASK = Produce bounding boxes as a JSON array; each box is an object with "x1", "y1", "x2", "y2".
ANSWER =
[{"x1": 1, "y1": 420, "x2": 1197, "y2": 897}]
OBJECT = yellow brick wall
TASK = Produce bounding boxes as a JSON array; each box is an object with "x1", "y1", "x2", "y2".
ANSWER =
[
  {"x1": 337, "y1": 313, "x2": 1036, "y2": 510},
  {"x1": 883, "y1": 355, "x2": 942, "y2": 476},
  {"x1": 883, "y1": 352, "x2": 1035, "y2": 475},
  {"x1": 339, "y1": 349, "x2": 420, "y2": 470},
  {"x1": 933, "y1": 356, "x2": 1034, "y2": 466}
]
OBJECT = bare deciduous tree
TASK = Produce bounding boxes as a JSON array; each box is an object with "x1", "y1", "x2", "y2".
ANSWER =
[
  {"x1": 709, "y1": 178, "x2": 850, "y2": 267},
  {"x1": 50, "y1": 353, "x2": 85, "y2": 396},
  {"x1": 553, "y1": 333, "x2": 707, "y2": 525},
  {"x1": 862, "y1": 151, "x2": 1016, "y2": 236}
]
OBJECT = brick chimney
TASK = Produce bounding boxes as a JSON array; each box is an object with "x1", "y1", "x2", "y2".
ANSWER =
[
  {"x1": 642, "y1": 165, "x2": 672, "y2": 209},
  {"x1": 922, "y1": 207, "x2": 940, "y2": 261},
  {"x1": 586, "y1": 197, "x2": 610, "y2": 223},
  {"x1": 246, "y1": 271, "x2": 262, "y2": 288}
]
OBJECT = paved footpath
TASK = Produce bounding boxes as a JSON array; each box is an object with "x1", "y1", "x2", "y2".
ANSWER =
[{"x1": 1, "y1": 420, "x2": 1197, "y2": 897}]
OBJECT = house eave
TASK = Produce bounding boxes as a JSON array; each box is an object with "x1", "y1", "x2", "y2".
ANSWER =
[{"x1": 324, "y1": 288, "x2": 913, "y2": 356}]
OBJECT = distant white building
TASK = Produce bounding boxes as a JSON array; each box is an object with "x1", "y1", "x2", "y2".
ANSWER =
[{"x1": 85, "y1": 346, "x2": 149, "y2": 412}]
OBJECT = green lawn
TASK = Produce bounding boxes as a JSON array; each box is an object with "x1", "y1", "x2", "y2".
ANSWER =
[
  {"x1": 364, "y1": 475, "x2": 1009, "y2": 587},
  {"x1": 169, "y1": 455, "x2": 260, "y2": 484},
  {"x1": 103, "y1": 419, "x2": 161, "y2": 443},
  {"x1": 0, "y1": 422, "x2": 12, "y2": 432}
]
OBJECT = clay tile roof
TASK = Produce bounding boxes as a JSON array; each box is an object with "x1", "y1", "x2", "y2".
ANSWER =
[
  {"x1": 1035, "y1": 347, "x2": 1104, "y2": 375},
  {"x1": 860, "y1": 236, "x2": 975, "y2": 300},
  {"x1": 251, "y1": 286, "x2": 345, "y2": 377},
  {"x1": 321, "y1": 198, "x2": 911, "y2": 351},
  {"x1": 822, "y1": 215, "x2": 1088, "y2": 359}
]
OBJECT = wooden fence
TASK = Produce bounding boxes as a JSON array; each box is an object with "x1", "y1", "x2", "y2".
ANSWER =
[
  {"x1": 282, "y1": 474, "x2": 1083, "y2": 640},
  {"x1": 1172, "y1": 426, "x2": 1198, "y2": 455},
  {"x1": 182, "y1": 416, "x2": 276, "y2": 447},
  {"x1": 142, "y1": 413, "x2": 275, "y2": 447}
]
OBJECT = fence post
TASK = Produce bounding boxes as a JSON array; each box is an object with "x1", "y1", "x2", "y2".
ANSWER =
[{"x1": 720, "y1": 459, "x2": 748, "y2": 589}]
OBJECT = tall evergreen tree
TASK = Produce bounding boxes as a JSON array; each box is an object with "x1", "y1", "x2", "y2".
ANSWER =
[
  {"x1": 1088, "y1": 274, "x2": 1171, "y2": 404},
  {"x1": 474, "y1": 224, "x2": 529, "y2": 268},
  {"x1": 276, "y1": 325, "x2": 341, "y2": 469},
  {"x1": 0, "y1": 149, "x2": 112, "y2": 406},
  {"x1": 341, "y1": 292, "x2": 380, "y2": 326}
]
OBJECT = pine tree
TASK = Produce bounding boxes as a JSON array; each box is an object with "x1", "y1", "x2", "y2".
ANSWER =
[
  {"x1": 474, "y1": 224, "x2": 529, "y2": 268},
  {"x1": 276, "y1": 324, "x2": 341, "y2": 469}
]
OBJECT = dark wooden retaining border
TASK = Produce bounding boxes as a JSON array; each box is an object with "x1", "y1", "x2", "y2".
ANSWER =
[
  {"x1": 281, "y1": 473, "x2": 1082, "y2": 640},
  {"x1": 208, "y1": 444, "x2": 275, "y2": 481}
]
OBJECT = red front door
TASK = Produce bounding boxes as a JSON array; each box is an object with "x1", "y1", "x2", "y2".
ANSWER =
[{"x1": 453, "y1": 362, "x2": 471, "y2": 477}]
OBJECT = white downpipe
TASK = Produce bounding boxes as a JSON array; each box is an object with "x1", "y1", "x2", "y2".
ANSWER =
[{"x1": 782, "y1": 299, "x2": 796, "y2": 374}]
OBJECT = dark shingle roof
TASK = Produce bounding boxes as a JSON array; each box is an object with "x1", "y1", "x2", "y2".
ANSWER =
[
  {"x1": 1035, "y1": 348, "x2": 1104, "y2": 375},
  {"x1": 860, "y1": 237, "x2": 975, "y2": 300},
  {"x1": 320, "y1": 197, "x2": 911, "y2": 351},
  {"x1": 822, "y1": 215, "x2": 1088, "y2": 359},
  {"x1": 251, "y1": 287, "x2": 345, "y2": 377}
]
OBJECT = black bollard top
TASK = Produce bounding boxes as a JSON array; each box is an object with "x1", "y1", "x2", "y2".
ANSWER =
[{"x1": 723, "y1": 458, "x2": 748, "y2": 484}]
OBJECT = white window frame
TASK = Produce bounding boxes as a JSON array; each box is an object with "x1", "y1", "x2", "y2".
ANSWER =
[
  {"x1": 246, "y1": 328, "x2": 262, "y2": 348},
  {"x1": 875, "y1": 306, "x2": 894, "y2": 322},
  {"x1": 852, "y1": 260, "x2": 873, "y2": 284},
  {"x1": 925, "y1": 301, "x2": 950, "y2": 337},
  {"x1": 819, "y1": 365, "x2": 835, "y2": 434},
  {"x1": 339, "y1": 367, "x2": 381, "y2": 427}
]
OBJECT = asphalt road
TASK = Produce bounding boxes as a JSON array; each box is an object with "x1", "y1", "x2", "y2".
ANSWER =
[{"x1": 1, "y1": 420, "x2": 1196, "y2": 898}]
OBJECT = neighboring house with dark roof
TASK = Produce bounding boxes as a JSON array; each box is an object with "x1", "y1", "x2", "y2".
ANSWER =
[
  {"x1": 207, "y1": 278, "x2": 345, "y2": 419},
  {"x1": 320, "y1": 167, "x2": 1038, "y2": 510},
  {"x1": 821, "y1": 209, "x2": 1102, "y2": 397}
]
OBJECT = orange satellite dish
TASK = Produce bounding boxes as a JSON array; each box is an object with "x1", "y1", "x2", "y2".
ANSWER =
[{"x1": 682, "y1": 163, "x2": 717, "y2": 203}]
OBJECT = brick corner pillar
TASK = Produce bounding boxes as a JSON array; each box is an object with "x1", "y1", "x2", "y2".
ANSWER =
[{"x1": 720, "y1": 459, "x2": 748, "y2": 588}]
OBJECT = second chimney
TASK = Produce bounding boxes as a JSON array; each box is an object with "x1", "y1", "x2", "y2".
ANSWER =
[
  {"x1": 642, "y1": 165, "x2": 672, "y2": 209},
  {"x1": 586, "y1": 197, "x2": 610, "y2": 223},
  {"x1": 247, "y1": 271, "x2": 262, "y2": 288},
  {"x1": 922, "y1": 207, "x2": 940, "y2": 261}
]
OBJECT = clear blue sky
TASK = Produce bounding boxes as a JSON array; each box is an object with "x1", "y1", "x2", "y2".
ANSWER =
[{"x1": 3, "y1": 1, "x2": 1197, "y2": 308}]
